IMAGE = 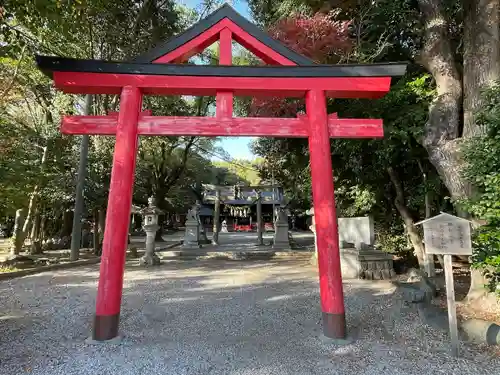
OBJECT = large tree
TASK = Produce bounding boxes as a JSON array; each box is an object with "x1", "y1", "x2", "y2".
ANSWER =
[{"x1": 249, "y1": 0, "x2": 500, "y2": 204}]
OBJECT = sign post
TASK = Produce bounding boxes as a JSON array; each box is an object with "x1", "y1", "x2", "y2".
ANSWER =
[{"x1": 415, "y1": 212, "x2": 472, "y2": 357}]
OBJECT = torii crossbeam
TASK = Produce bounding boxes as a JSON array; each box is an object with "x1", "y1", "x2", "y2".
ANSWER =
[{"x1": 36, "y1": 4, "x2": 406, "y2": 342}]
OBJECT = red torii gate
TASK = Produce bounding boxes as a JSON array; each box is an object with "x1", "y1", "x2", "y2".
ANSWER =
[{"x1": 36, "y1": 5, "x2": 405, "y2": 342}]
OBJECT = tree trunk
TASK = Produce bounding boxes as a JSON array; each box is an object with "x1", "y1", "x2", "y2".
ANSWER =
[
  {"x1": 9, "y1": 209, "x2": 24, "y2": 256},
  {"x1": 20, "y1": 145, "x2": 49, "y2": 247},
  {"x1": 22, "y1": 189, "x2": 38, "y2": 243},
  {"x1": 417, "y1": 159, "x2": 436, "y2": 276},
  {"x1": 463, "y1": 0, "x2": 500, "y2": 137},
  {"x1": 417, "y1": 0, "x2": 469, "y2": 202},
  {"x1": 98, "y1": 208, "x2": 106, "y2": 252},
  {"x1": 98, "y1": 208, "x2": 106, "y2": 235},
  {"x1": 40, "y1": 215, "x2": 47, "y2": 242},
  {"x1": 93, "y1": 208, "x2": 100, "y2": 255},
  {"x1": 29, "y1": 211, "x2": 42, "y2": 255},
  {"x1": 154, "y1": 190, "x2": 167, "y2": 242},
  {"x1": 387, "y1": 167, "x2": 426, "y2": 269},
  {"x1": 59, "y1": 210, "x2": 73, "y2": 238},
  {"x1": 70, "y1": 94, "x2": 93, "y2": 261},
  {"x1": 467, "y1": 267, "x2": 490, "y2": 301}
]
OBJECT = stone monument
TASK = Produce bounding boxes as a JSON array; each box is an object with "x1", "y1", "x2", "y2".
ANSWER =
[
  {"x1": 308, "y1": 208, "x2": 395, "y2": 280},
  {"x1": 272, "y1": 205, "x2": 291, "y2": 250},
  {"x1": 139, "y1": 197, "x2": 163, "y2": 266}
]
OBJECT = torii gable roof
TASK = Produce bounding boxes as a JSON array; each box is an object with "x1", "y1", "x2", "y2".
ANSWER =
[
  {"x1": 33, "y1": 4, "x2": 407, "y2": 96},
  {"x1": 134, "y1": 4, "x2": 315, "y2": 65}
]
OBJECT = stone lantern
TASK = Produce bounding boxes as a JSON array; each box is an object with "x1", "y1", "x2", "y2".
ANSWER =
[{"x1": 139, "y1": 196, "x2": 163, "y2": 266}]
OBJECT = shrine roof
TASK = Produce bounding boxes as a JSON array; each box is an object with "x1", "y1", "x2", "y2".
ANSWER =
[
  {"x1": 133, "y1": 4, "x2": 314, "y2": 65},
  {"x1": 35, "y1": 55, "x2": 406, "y2": 78}
]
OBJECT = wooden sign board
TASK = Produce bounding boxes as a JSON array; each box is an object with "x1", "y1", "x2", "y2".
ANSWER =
[
  {"x1": 422, "y1": 215, "x2": 472, "y2": 256},
  {"x1": 415, "y1": 212, "x2": 473, "y2": 357}
]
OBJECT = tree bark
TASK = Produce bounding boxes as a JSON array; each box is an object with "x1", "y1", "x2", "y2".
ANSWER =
[
  {"x1": 71, "y1": 94, "x2": 93, "y2": 261},
  {"x1": 40, "y1": 215, "x2": 47, "y2": 242},
  {"x1": 9, "y1": 209, "x2": 24, "y2": 256},
  {"x1": 417, "y1": 0, "x2": 469, "y2": 201},
  {"x1": 59, "y1": 210, "x2": 73, "y2": 238},
  {"x1": 387, "y1": 167, "x2": 426, "y2": 269},
  {"x1": 463, "y1": 0, "x2": 500, "y2": 137},
  {"x1": 29, "y1": 211, "x2": 42, "y2": 254},
  {"x1": 93, "y1": 208, "x2": 100, "y2": 255},
  {"x1": 98, "y1": 208, "x2": 106, "y2": 252},
  {"x1": 98, "y1": 208, "x2": 106, "y2": 235},
  {"x1": 21, "y1": 145, "x2": 49, "y2": 245}
]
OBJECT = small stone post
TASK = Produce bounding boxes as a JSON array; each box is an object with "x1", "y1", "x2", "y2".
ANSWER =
[
  {"x1": 139, "y1": 197, "x2": 162, "y2": 266},
  {"x1": 256, "y1": 191, "x2": 264, "y2": 246},
  {"x1": 212, "y1": 188, "x2": 221, "y2": 245}
]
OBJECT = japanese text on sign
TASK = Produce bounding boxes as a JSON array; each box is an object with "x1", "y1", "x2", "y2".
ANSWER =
[{"x1": 423, "y1": 219, "x2": 472, "y2": 255}]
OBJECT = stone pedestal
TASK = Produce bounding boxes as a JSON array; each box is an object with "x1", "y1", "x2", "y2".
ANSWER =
[
  {"x1": 307, "y1": 210, "x2": 395, "y2": 279},
  {"x1": 139, "y1": 224, "x2": 161, "y2": 266},
  {"x1": 340, "y1": 246, "x2": 395, "y2": 280},
  {"x1": 183, "y1": 220, "x2": 202, "y2": 249},
  {"x1": 272, "y1": 207, "x2": 290, "y2": 250},
  {"x1": 310, "y1": 246, "x2": 395, "y2": 280}
]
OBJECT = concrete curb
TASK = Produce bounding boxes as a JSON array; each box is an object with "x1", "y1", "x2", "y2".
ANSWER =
[
  {"x1": 156, "y1": 241, "x2": 183, "y2": 251},
  {"x1": 461, "y1": 318, "x2": 500, "y2": 345},
  {"x1": 0, "y1": 242, "x2": 182, "y2": 281},
  {"x1": 0, "y1": 258, "x2": 101, "y2": 281}
]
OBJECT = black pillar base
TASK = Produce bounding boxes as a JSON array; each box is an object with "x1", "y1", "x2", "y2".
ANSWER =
[
  {"x1": 322, "y1": 312, "x2": 346, "y2": 339},
  {"x1": 93, "y1": 313, "x2": 120, "y2": 341}
]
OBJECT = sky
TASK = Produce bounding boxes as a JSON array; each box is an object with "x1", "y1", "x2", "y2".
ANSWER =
[{"x1": 179, "y1": 0, "x2": 256, "y2": 160}]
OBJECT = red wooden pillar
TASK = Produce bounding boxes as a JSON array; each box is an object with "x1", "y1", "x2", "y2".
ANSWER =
[
  {"x1": 306, "y1": 89, "x2": 346, "y2": 339},
  {"x1": 216, "y1": 28, "x2": 233, "y2": 119},
  {"x1": 93, "y1": 86, "x2": 142, "y2": 341}
]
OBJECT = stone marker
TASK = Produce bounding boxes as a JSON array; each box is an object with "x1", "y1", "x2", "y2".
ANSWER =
[
  {"x1": 272, "y1": 205, "x2": 291, "y2": 250},
  {"x1": 307, "y1": 208, "x2": 395, "y2": 280},
  {"x1": 139, "y1": 197, "x2": 162, "y2": 266},
  {"x1": 338, "y1": 217, "x2": 374, "y2": 250}
]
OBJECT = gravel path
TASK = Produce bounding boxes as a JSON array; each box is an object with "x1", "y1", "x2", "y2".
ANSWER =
[{"x1": 0, "y1": 259, "x2": 498, "y2": 374}]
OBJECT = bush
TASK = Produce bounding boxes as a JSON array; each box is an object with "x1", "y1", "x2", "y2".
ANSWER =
[
  {"x1": 376, "y1": 229, "x2": 409, "y2": 256},
  {"x1": 471, "y1": 224, "x2": 500, "y2": 295}
]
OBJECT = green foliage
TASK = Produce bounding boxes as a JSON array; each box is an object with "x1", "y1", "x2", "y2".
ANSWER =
[
  {"x1": 212, "y1": 159, "x2": 262, "y2": 186},
  {"x1": 471, "y1": 225, "x2": 500, "y2": 295},
  {"x1": 0, "y1": 1, "x2": 225, "y2": 230},
  {"x1": 462, "y1": 82, "x2": 500, "y2": 292},
  {"x1": 462, "y1": 83, "x2": 500, "y2": 222},
  {"x1": 376, "y1": 228, "x2": 408, "y2": 255},
  {"x1": 335, "y1": 184, "x2": 376, "y2": 217}
]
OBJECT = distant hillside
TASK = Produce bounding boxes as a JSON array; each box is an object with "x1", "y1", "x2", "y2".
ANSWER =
[{"x1": 212, "y1": 158, "x2": 264, "y2": 185}]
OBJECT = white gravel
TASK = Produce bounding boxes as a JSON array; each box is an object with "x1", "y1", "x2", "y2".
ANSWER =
[{"x1": 0, "y1": 259, "x2": 498, "y2": 375}]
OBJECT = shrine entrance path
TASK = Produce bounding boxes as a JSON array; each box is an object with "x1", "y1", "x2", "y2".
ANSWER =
[{"x1": 0, "y1": 259, "x2": 496, "y2": 375}]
